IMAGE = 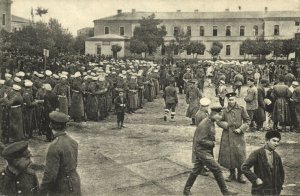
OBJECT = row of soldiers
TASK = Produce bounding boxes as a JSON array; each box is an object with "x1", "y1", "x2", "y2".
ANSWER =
[{"x1": 0, "y1": 58, "x2": 164, "y2": 143}]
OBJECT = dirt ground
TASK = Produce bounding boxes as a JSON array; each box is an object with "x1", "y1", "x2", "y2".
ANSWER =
[{"x1": 1, "y1": 85, "x2": 299, "y2": 196}]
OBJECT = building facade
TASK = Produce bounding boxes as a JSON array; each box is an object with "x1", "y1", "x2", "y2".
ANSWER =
[
  {"x1": 11, "y1": 15, "x2": 31, "y2": 32},
  {"x1": 87, "y1": 9, "x2": 300, "y2": 59},
  {"x1": 0, "y1": 0, "x2": 12, "y2": 32}
]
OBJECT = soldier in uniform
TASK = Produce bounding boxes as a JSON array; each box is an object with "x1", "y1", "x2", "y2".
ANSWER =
[
  {"x1": 52, "y1": 74, "x2": 71, "y2": 115},
  {"x1": 23, "y1": 80, "x2": 37, "y2": 138},
  {"x1": 217, "y1": 92, "x2": 250, "y2": 183},
  {"x1": 233, "y1": 71, "x2": 244, "y2": 97},
  {"x1": 115, "y1": 90, "x2": 127, "y2": 129},
  {"x1": 137, "y1": 73, "x2": 145, "y2": 109},
  {"x1": 244, "y1": 78, "x2": 258, "y2": 130},
  {"x1": 183, "y1": 68, "x2": 193, "y2": 94},
  {"x1": 69, "y1": 72, "x2": 84, "y2": 122},
  {"x1": 163, "y1": 78, "x2": 178, "y2": 122},
  {"x1": 0, "y1": 141, "x2": 39, "y2": 195},
  {"x1": 183, "y1": 106, "x2": 238, "y2": 196},
  {"x1": 195, "y1": 97, "x2": 211, "y2": 126},
  {"x1": 40, "y1": 111, "x2": 81, "y2": 196},
  {"x1": 186, "y1": 80, "x2": 202, "y2": 125}
]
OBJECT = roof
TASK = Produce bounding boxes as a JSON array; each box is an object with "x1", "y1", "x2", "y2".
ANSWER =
[
  {"x1": 94, "y1": 11, "x2": 300, "y2": 22},
  {"x1": 11, "y1": 15, "x2": 31, "y2": 23},
  {"x1": 86, "y1": 34, "x2": 129, "y2": 41}
]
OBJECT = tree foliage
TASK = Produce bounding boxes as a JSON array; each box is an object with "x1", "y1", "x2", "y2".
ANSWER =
[
  {"x1": 129, "y1": 39, "x2": 147, "y2": 54},
  {"x1": 35, "y1": 7, "x2": 48, "y2": 17},
  {"x1": 188, "y1": 41, "x2": 206, "y2": 58},
  {"x1": 131, "y1": 14, "x2": 167, "y2": 55},
  {"x1": 208, "y1": 41, "x2": 223, "y2": 58},
  {"x1": 111, "y1": 44, "x2": 122, "y2": 58},
  {"x1": 174, "y1": 29, "x2": 191, "y2": 54}
]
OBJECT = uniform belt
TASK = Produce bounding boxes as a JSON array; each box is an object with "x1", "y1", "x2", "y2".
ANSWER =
[
  {"x1": 72, "y1": 90, "x2": 80, "y2": 93},
  {"x1": 11, "y1": 105, "x2": 21, "y2": 108},
  {"x1": 58, "y1": 95, "x2": 66, "y2": 97},
  {"x1": 86, "y1": 92, "x2": 93, "y2": 95}
]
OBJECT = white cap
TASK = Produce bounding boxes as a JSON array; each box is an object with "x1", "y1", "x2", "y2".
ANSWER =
[
  {"x1": 199, "y1": 98, "x2": 211, "y2": 106},
  {"x1": 14, "y1": 77, "x2": 21, "y2": 83},
  {"x1": 45, "y1": 70, "x2": 52, "y2": 76},
  {"x1": 292, "y1": 81, "x2": 299, "y2": 86},
  {"x1": 5, "y1": 73, "x2": 12, "y2": 78},
  {"x1": 61, "y1": 74, "x2": 68, "y2": 79},
  {"x1": 92, "y1": 76, "x2": 98, "y2": 81},
  {"x1": 62, "y1": 71, "x2": 68, "y2": 75},
  {"x1": 219, "y1": 80, "x2": 225, "y2": 84},
  {"x1": 24, "y1": 80, "x2": 33, "y2": 87},
  {"x1": 53, "y1": 74, "x2": 59, "y2": 79},
  {"x1": 12, "y1": 84, "x2": 21, "y2": 91},
  {"x1": 43, "y1": 83, "x2": 52, "y2": 91},
  {"x1": 99, "y1": 77, "x2": 105, "y2": 82},
  {"x1": 0, "y1": 80, "x2": 5, "y2": 85}
]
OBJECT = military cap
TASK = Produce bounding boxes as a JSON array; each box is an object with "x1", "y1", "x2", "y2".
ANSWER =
[
  {"x1": 5, "y1": 73, "x2": 12, "y2": 78},
  {"x1": 12, "y1": 84, "x2": 21, "y2": 91},
  {"x1": 2, "y1": 141, "x2": 31, "y2": 160},
  {"x1": 14, "y1": 77, "x2": 21, "y2": 83},
  {"x1": 18, "y1": 71, "x2": 25, "y2": 77},
  {"x1": 45, "y1": 70, "x2": 52, "y2": 76},
  {"x1": 200, "y1": 98, "x2": 211, "y2": 106},
  {"x1": 24, "y1": 80, "x2": 33, "y2": 87},
  {"x1": 49, "y1": 111, "x2": 69, "y2": 123},
  {"x1": 210, "y1": 106, "x2": 223, "y2": 113},
  {"x1": 219, "y1": 80, "x2": 225, "y2": 84},
  {"x1": 248, "y1": 78, "x2": 254, "y2": 82},
  {"x1": 43, "y1": 83, "x2": 52, "y2": 91},
  {"x1": 74, "y1": 72, "x2": 81, "y2": 78},
  {"x1": 225, "y1": 92, "x2": 237, "y2": 98},
  {"x1": 265, "y1": 130, "x2": 281, "y2": 140}
]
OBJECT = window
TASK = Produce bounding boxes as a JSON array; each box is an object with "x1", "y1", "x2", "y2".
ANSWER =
[
  {"x1": 174, "y1": 26, "x2": 179, "y2": 36},
  {"x1": 240, "y1": 26, "x2": 245, "y2": 36},
  {"x1": 187, "y1": 26, "x2": 191, "y2": 36},
  {"x1": 226, "y1": 26, "x2": 231, "y2": 36},
  {"x1": 119, "y1": 27, "x2": 124, "y2": 36},
  {"x1": 239, "y1": 45, "x2": 244, "y2": 56},
  {"x1": 213, "y1": 26, "x2": 218, "y2": 36},
  {"x1": 296, "y1": 22, "x2": 300, "y2": 26},
  {"x1": 274, "y1": 25, "x2": 279, "y2": 36},
  {"x1": 2, "y1": 14, "x2": 5, "y2": 26},
  {"x1": 253, "y1": 25, "x2": 258, "y2": 36},
  {"x1": 174, "y1": 47, "x2": 179, "y2": 55},
  {"x1": 161, "y1": 25, "x2": 166, "y2": 31},
  {"x1": 226, "y1": 45, "x2": 231, "y2": 56},
  {"x1": 200, "y1": 26, "x2": 204, "y2": 36},
  {"x1": 104, "y1": 27, "x2": 109, "y2": 34}
]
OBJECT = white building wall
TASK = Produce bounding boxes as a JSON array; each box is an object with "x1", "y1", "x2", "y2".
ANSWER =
[{"x1": 85, "y1": 40, "x2": 125, "y2": 57}]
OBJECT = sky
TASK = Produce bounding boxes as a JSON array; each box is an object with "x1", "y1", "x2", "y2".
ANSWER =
[{"x1": 12, "y1": 0, "x2": 300, "y2": 36}]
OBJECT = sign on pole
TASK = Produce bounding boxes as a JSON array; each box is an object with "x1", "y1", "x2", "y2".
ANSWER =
[{"x1": 43, "y1": 49, "x2": 49, "y2": 57}]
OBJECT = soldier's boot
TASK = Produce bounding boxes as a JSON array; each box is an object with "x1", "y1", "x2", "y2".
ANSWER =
[
  {"x1": 237, "y1": 169, "x2": 246, "y2": 183},
  {"x1": 225, "y1": 169, "x2": 236, "y2": 182},
  {"x1": 183, "y1": 173, "x2": 197, "y2": 196},
  {"x1": 213, "y1": 170, "x2": 238, "y2": 195},
  {"x1": 117, "y1": 121, "x2": 122, "y2": 129},
  {"x1": 190, "y1": 118, "x2": 196, "y2": 125},
  {"x1": 170, "y1": 112, "x2": 175, "y2": 122},
  {"x1": 121, "y1": 121, "x2": 126, "y2": 128},
  {"x1": 164, "y1": 109, "x2": 169, "y2": 121}
]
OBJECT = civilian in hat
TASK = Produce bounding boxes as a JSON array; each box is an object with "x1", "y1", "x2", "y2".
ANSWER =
[
  {"x1": 183, "y1": 106, "x2": 238, "y2": 196},
  {"x1": 242, "y1": 131, "x2": 284, "y2": 196},
  {"x1": 217, "y1": 80, "x2": 227, "y2": 107},
  {"x1": 244, "y1": 78, "x2": 258, "y2": 130},
  {"x1": 272, "y1": 76, "x2": 292, "y2": 131},
  {"x1": 217, "y1": 92, "x2": 250, "y2": 183},
  {"x1": 186, "y1": 80, "x2": 202, "y2": 125},
  {"x1": 115, "y1": 90, "x2": 127, "y2": 129},
  {"x1": 163, "y1": 79, "x2": 178, "y2": 122},
  {"x1": 195, "y1": 97, "x2": 211, "y2": 126},
  {"x1": 0, "y1": 141, "x2": 39, "y2": 195},
  {"x1": 40, "y1": 111, "x2": 81, "y2": 195},
  {"x1": 291, "y1": 81, "x2": 300, "y2": 132}
]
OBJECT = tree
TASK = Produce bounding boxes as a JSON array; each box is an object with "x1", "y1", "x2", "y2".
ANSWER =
[
  {"x1": 253, "y1": 39, "x2": 272, "y2": 59},
  {"x1": 282, "y1": 39, "x2": 298, "y2": 61},
  {"x1": 111, "y1": 44, "x2": 122, "y2": 59},
  {"x1": 129, "y1": 39, "x2": 147, "y2": 55},
  {"x1": 35, "y1": 7, "x2": 48, "y2": 19},
  {"x1": 174, "y1": 29, "x2": 191, "y2": 54},
  {"x1": 240, "y1": 38, "x2": 255, "y2": 59},
  {"x1": 73, "y1": 35, "x2": 86, "y2": 54},
  {"x1": 269, "y1": 40, "x2": 283, "y2": 60},
  {"x1": 131, "y1": 14, "x2": 167, "y2": 56},
  {"x1": 164, "y1": 40, "x2": 177, "y2": 57},
  {"x1": 189, "y1": 41, "x2": 206, "y2": 58},
  {"x1": 208, "y1": 41, "x2": 223, "y2": 59}
]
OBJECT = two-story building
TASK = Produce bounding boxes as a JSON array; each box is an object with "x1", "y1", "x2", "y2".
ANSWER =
[
  {"x1": 0, "y1": 0, "x2": 12, "y2": 32},
  {"x1": 86, "y1": 9, "x2": 300, "y2": 59}
]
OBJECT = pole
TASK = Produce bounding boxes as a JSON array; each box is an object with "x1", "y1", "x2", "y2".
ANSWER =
[{"x1": 44, "y1": 55, "x2": 47, "y2": 71}]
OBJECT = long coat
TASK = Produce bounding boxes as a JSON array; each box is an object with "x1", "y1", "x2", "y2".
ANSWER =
[
  {"x1": 244, "y1": 85, "x2": 258, "y2": 111},
  {"x1": 217, "y1": 104, "x2": 251, "y2": 169},
  {"x1": 272, "y1": 83, "x2": 292, "y2": 123},
  {"x1": 40, "y1": 132, "x2": 81, "y2": 196},
  {"x1": 86, "y1": 82, "x2": 98, "y2": 121},
  {"x1": 292, "y1": 86, "x2": 300, "y2": 124},
  {"x1": 186, "y1": 87, "x2": 202, "y2": 118},
  {"x1": 195, "y1": 107, "x2": 209, "y2": 126},
  {"x1": 69, "y1": 79, "x2": 84, "y2": 121},
  {"x1": 255, "y1": 85, "x2": 266, "y2": 123},
  {"x1": 53, "y1": 82, "x2": 71, "y2": 115},
  {"x1": 241, "y1": 147, "x2": 285, "y2": 195}
]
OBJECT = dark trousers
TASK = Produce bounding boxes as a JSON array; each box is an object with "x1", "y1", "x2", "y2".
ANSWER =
[
  {"x1": 184, "y1": 151, "x2": 228, "y2": 194},
  {"x1": 117, "y1": 112, "x2": 125, "y2": 124}
]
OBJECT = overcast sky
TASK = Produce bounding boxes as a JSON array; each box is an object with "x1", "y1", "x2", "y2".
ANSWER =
[{"x1": 12, "y1": 0, "x2": 300, "y2": 36}]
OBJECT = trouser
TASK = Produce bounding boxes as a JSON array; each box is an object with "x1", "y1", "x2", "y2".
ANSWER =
[
  {"x1": 117, "y1": 112, "x2": 125, "y2": 125},
  {"x1": 247, "y1": 110, "x2": 256, "y2": 127},
  {"x1": 165, "y1": 103, "x2": 176, "y2": 119},
  {"x1": 184, "y1": 151, "x2": 228, "y2": 194}
]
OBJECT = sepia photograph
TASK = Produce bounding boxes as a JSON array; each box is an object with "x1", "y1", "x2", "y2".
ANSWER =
[{"x1": 0, "y1": 0, "x2": 300, "y2": 195}]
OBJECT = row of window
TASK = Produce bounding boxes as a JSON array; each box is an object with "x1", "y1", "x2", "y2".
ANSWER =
[
  {"x1": 103, "y1": 24, "x2": 280, "y2": 37},
  {"x1": 162, "y1": 44, "x2": 246, "y2": 56}
]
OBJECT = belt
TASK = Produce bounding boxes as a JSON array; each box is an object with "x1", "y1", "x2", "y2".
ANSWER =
[
  {"x1": 86, "y1": 92, "x2": 93, "y2": 95},
  {"x1": 58, "y1": 95, "x2": 67, "y2": 97},
  {"x1": 72, "y1": 90, "x2": 80, "y2": 93},
  {"x1": 11, "y1": 105, "x2": 21, "y2": 108}
]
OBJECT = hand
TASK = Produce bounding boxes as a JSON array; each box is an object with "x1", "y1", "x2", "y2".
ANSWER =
[
  {"x1": 256, "y1": 178, "x2": 263, "y2": 185},
  {"x1": 3, "y1": 93, "x2": 7, "y2": 98},
  {"x1": 233, "y1": 128, "x2": 241, "y2": 134}
]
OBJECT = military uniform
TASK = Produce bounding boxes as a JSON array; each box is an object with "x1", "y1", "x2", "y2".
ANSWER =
[{"x1": 163, "y1": 83, "x2": 178, "y2": 121}]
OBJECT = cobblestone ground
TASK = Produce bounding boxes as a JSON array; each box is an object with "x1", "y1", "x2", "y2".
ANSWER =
[{"x1": 1, "y1": 85, "x2": 299, "y2": 196}]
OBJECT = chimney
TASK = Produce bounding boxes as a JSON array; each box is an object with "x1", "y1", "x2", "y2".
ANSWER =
[
  {"x1": 132, "y1": 9, "x2": 136, "y2": 14},
  {"x1": 225, "y1": 8, "x2": 230, "y2": 12},
  {"x1": 176, "y1": 10, "x2": 181, "y2": 13},
  {"x1": 194, "y1": 9, "x2": 199, "y2": 13},
  {"x1": 265, "y1": 7, "x2": 268, "y2": 12},
  {"x1": 117, "y1": 9, "x2": 122, "y2": 14}
]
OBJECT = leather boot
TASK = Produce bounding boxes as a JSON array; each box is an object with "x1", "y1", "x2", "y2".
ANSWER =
[
  {"x1": 225, "y1": 169, "x2": 236, "y2": 182},
  {"x1": 183, "y1": 174, "x2": 197, "y2": 196},
  {"x1": 212, "y1": 169, "x2": 237, "y2": 195},
  {"x1": 237, "y1": 169, "x2": 246, "y2": 183}
]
